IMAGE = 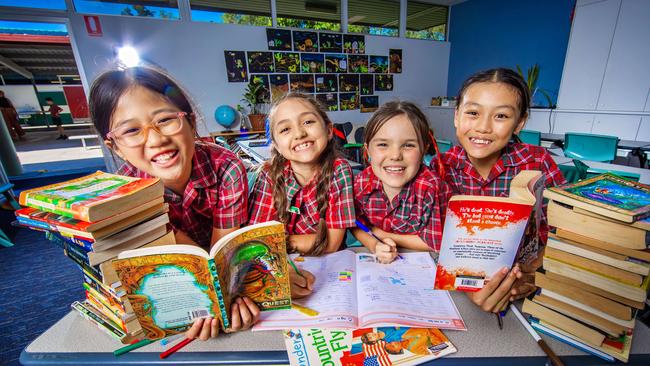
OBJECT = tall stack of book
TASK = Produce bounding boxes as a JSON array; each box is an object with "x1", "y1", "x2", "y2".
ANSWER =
[
  {"x1": 523, "y1": 173, "x2": 650, "y2": 363},
  {"x1": 14, "y1": 171, "x2": 174, "y2": 343}
]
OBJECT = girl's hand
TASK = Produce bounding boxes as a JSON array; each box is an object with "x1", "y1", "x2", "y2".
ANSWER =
[
  {"x1": 374, "y1": 238, "x2": 398, "y2": 264},
  {"x1": 227, "y1": 297, "x2": 260, "y2": 333},
  {"x1": 185, "y1": 317, "x2": 219, "y2": 341},
  {"x1": 466, "y1": 265, "x2": 520, "y2": 313},
  {"x1": 290, "y1": 267, "x2": 315, "y2": 299}
]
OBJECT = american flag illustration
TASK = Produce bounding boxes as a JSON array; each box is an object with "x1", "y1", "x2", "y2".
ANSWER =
[{"x1": 362, "y1": 340, "x2": 391, "y2": 366}]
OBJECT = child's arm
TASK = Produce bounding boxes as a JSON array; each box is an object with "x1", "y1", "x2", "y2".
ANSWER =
[
  {"x1": 466, "y1": 265, "x2": 520, "y2": 312},
  {"x1": 185, "y1": 297, "x2": 260, "y2": 340},
  {"x1": 288, "y1": 227, "x2": 346, "y2": 254},
  {"x1": 174, "y1": 230, "x2": 199, "y2": 246},
  {"x1": 210, "y1": 226, "x2": 239, "y2": 249},
  {"x1": 370, "y1": 227, "x2": 431, "y2": 251}
]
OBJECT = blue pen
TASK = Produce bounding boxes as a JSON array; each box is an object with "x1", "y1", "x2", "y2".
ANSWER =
[{"x1": 355, "y1": 220, "x2": 404, "y2": 260}]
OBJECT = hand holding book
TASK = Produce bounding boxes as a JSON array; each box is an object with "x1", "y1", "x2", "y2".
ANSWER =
[{"x1": 185, "y1": 297, "x2": 261, "y2": 340}]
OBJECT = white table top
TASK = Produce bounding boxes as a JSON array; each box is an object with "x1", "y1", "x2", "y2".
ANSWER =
[
  {"x1": 541, "y1": 133, "x2": 650, "y2": 151},
  {"x1": 552, "y1": 155, "x2": 650, "y2": 184},
  {"x1": 21, "y1": 293, "x2": 650, "y2": 365}
]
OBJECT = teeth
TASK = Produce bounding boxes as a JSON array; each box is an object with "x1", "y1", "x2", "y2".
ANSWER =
[
  {"x1": 153, "y1": 151, "x2": 176, "y2": 162},
  {"x1": 470, "y1": 137, "x2": 491, "y2": 145},
  {"x1": 384, "y1": 167, "x2": 405, "y2": 172},
  {"x1": 293, "y1": 142, "x2": 312, "y2": 151}
]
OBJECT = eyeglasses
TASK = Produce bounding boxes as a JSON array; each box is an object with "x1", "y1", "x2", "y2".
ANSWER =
[{"x1": 107, "y1": 111, "x2": 187, "y2": 147}]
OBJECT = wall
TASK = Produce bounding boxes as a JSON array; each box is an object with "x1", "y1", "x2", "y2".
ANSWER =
[
  {"x1": 446, "y1": 0, "x2": 573, "y2": 106},
  {"x1": 67, "y1": 13, "x2": 451, "y2": 136},
  {"x1": 555, "y1": 0, "x2": 650, "y2": 141}
]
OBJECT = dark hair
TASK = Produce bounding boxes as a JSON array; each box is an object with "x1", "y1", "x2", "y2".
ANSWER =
[
  {"x1": 456, "y1": 68, "x2": 530, "y2": 121},
  {"x1": 45, "y1": 97, "x2": 53, "y2": 102},
  {"x1": 364, "y1": 100, "x2": 444, "y2": 174},
  {"x1": 89, "y1": 66, "x2": 196, "y2": 139},
  {"x1": 266, "y1": 92, "x2": 338, "y2": 256}
]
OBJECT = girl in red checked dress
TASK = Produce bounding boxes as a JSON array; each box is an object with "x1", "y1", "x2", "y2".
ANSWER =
[
  {"x1": 88, "y1": 66, "x2": 256, "y2": 341},
  {"x1": 248, "y1": 92, "x2": 357, "y2": 257},
  {"x1": 440, "y1": 67, "x2": 566, "y2": 313},
  {"x1": 352, "y1": 101, "x2": 451, "y2": 264}
]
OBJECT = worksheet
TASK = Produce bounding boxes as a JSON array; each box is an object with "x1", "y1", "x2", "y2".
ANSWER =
[{"x1": 253, "y1": 251, "x2": 465, "y2": 331}]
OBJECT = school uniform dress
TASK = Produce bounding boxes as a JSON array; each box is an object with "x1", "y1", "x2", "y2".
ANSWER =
[
  {"x1": 354, "y1": 165, "x2": 452, "y2": 252},
  {"x1": 248, "y1": 157, "x2": 356, "y2": 234},
  {"x1": 441, "y1": 142, "x2": 567, "y2": 260},
  {"x1": 118, "y1": 142, "x2": 248, "y2": 249}
]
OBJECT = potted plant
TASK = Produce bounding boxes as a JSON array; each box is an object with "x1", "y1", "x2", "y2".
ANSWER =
[
  {"x1": 241, "y1": 82, "x2": 269, "y2": 131},
  {"x1": 516, "y1": 64, "x2": 554, "y2": 108}
]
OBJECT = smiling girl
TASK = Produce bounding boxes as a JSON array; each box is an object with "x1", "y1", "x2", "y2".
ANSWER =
[
  {"x1": 352, "y1": 101, "x2": 451, "y2": 263},
  {"x1": 89, "y1": 66, "x2": 257, "y2": 340},
  {"x1": 441, "y1": 68, "x2": 566, "y2": 312},
  {"x1": 248, "y1": 93, "x2": 356, "y2": 256}
]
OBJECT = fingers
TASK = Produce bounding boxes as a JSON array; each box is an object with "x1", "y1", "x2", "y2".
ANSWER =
[
  {"x1": 468, "y1": 266, "x2": 519, "y2": 312},
  {"x1": 302, "y1": 270, "x2": 316, "y2": 291},
  {"x1": 291, "y1": 271, "x2": 315, "y2": 299},
  {"x1": 185, "y1": 318, "x2": 204, "y2": 339},
  {"x1": 187, "y1": 317, "x2": 219, "y2": 341},
  {"x1": 241, "y1": 297, "x2": 260, "y2": 328},
  {"x1": 229, "y1": 302, "x2": 241, "y2": 333},
  {"x1": 374, "y1": 240, "x2": 397, "y2": 264}
]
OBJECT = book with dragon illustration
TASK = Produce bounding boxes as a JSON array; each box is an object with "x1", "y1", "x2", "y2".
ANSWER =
[
  {"x1": 435, "y1": 170, "x2": 544, "y2": 291},
  {"x1": 112, "y1": 221, "x2": 291, "y2": 339}
]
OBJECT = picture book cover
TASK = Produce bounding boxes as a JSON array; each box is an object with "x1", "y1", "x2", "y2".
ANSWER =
[
  {"x1": 325, "y1": 54, "x2": 347, "y2": 73},
  {"x1": 18, "y1": 171, "x2": 162, "y2": 223},
  {"x1": 112, "y1": 221, "x2": 291, "y2": 339},
  {"x1": 267, "y1": 28, "x2": 292, "y2": 51},
  {"x1": 544, "y1": 173, "x2": 650, "y2": 223},
  {"x1": 224, "y1": 50, "x2": 248, "y2": 82},
  {"x1": 255, "y1": 251, "x2": 465, "y2": 331},
  {"x1": 319, "y1": 32, "x2": 343, "y2": 53},
  {"x1": 435, "y1": 170, "x2": 544, "y2": 291},
  {"x1": 284, "y1": 326, "x2": 455, "y2": 366}
]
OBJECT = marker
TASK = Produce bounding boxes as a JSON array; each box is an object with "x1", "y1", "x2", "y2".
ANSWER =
[
  {"x1": 113, "y1": 338, "x2": 153, "y2": 357},
  {"x1": 292, "y1": 302, "x2": 319, "y2": 317},
  {"x1": 355, "y1": 220, "x2": 403, "y2": 260},
  {"x1": 160, "y1": 334, "x2": 184, "y2": 347},
  {"x1": 288, "y1": 258, "x2": 306, "y2": 280},
  {"x1": 159, "y1": 337, "x2": 195, "y2": 359}
]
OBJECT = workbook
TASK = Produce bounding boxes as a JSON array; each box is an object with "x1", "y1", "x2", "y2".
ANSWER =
[
  {"x1": 112, "y1": 221, "x2": 292, "y2": 339},
  {"x1": 434, "y1": 170, "x2": 544, "y2": 291},
  {"x1": 253, "y1": 250, "x2": 465, "y2": 331}
]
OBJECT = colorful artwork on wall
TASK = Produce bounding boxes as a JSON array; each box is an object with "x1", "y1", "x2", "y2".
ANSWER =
[
  {"x1": 325, "y1": 54, "x2": 347, "y2": 73},
  {"x1": 267, "y1": 28, "x2": 292, "y2": 51},
  {"x1": 274, "y1": 52, "x2": 300, "y2": 73},
  {"x1": 293, "y1": 30, "x2": 319, "y2": 52},
  {"x1": 316, "y1": 93, "x2": 339, "y2": 111},
  {"x1": 249, "y1": 74, "x2": 270, "y2": 100},
  {"x1": 315, "y1": 74, "x2": 338, "y2": 93},
  {"x1": 348, "y1": 55, "x2": 369, "y2": 73},
  {"x1": 343, "y1": 34, "x2": 365, "y2": 54},
  {"x1": 360, "y1": 95, "x2": 379, "y2": 113},
  {"x1": 360, "y1": 74, "x2": 374, "y2": 95},
  {"x1": 300, "y1": 53, "x2": 325, "y2": 73},
  {"x1": 339, "y1": 74, "x2": 359, "y2": 92},
  {"x1": 224, "y1": 50, "x2": 248, "y2": 82},
  {"x1": 247, "y1": 51, "x2": 274, "y2": 73},
  {"x1": 319, "y1": 32, "x2": 342, "y2": 53},
  {"x1": 389, "y1": 49, "x2": 402, "y2": 73},
  {"x1": 289, "y1": 74, "x2": 315, "y2": 93},
  {"x1": 369, "y1": 55, "x2": 388, "y2": 74},
  {"x1": 270, "y1": 74, "x2": 289, "y2": 101},
  {"x1": 375, "y1": 74, "x2": 394, "y2": 91},
  {"x1": 339, "y1": 93, "x2": 359, "y2": 110}
]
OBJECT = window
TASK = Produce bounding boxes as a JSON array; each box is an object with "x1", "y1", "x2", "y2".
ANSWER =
[
  {"x1": 276, "y1": 0, "x2": 340, "y2": 31},
  {"x1": 348, "y1": 0, "x2": 399, "y2": 37},
  {"x1": 406, "y1": 0, "x2": 447, "y2": 41},
  {"x1": 0, "y1": 0, "x2": 66, "y2": 10},
  {"x1": 73, "y1": 1, "x2": 180, "y2": 20},
  {"x1": 190, "y1": 1, "x2": 271, "y2": 25}
]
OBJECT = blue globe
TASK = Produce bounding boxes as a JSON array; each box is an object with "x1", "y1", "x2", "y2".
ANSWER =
[{"x1": 215, "y1": 105, "x2": 237, "y2": 128}]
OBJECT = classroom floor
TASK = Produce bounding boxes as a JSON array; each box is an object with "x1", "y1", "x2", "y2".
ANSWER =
[{"x1": 0, "y1": 213, "x2": 82, "y2": 366}]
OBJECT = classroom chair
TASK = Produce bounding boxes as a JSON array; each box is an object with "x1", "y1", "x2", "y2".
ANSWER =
[
  {"x1": 436, "y1": 139, "x2": 453, "y2": 154},
  {"x1": 0, "y1": 228, "x2": 13, "y2": 247},
  {"x1": 518, "y1": 130, "x2": 542, "y2": 146},
  {"x1": 563, "y1": 132, "x2": 619, "y2": 163},
  {"x1": 0, "y1": 183, "x2": 21, "y2": 211}
]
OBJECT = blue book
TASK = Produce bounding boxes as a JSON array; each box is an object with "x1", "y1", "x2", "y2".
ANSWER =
[{"x1": 529, "y1": 318, "x2": 615, "y2": 362}]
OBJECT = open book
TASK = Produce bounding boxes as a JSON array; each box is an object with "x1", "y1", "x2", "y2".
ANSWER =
[
  {"x1": 112, "y1": 221, "x2": 291, "y2": 339},
  {"x1": 435, "y1": 170, "x2": 544, "y2": 291},
  {"x1": 254, "y1": 250, "x2": 465, "y2": 331}
]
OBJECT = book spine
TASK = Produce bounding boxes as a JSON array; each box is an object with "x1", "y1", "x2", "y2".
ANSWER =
[
  {"x1": 16, "y1": 216, "x2": 52, "y2": 231},
  {"x1": 529, "y1": 320, "x2": 614, "y2": 362},
  {"x1": 61, "y1": 234, "x2": 94, "y2": 252},
  {"x1": 23, "y1": 197, "x2": 85, "y2": 221},
  {"x1": 63, "y1": 243, "x2": 103, "y2": 281},
  {"x1": 208, "y1": 258, "x2": 230, "y2": 329},
  {"x1": 71, "y1": 300, "x2": 126, "y2": 341},
  {"x1": 82, "y1": 269, "x2": 124, "y2": 299},
  {"x1": 86, "y1": 292, "x2": 127, "y2": 331},
  {"x1": 83, "y1": 283, "x2": 127, "y2": 315}
]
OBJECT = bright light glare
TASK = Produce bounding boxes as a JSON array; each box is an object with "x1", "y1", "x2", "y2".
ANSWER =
[{"x1": 117, "y1": 46, "x2": 140, "y2": 68}]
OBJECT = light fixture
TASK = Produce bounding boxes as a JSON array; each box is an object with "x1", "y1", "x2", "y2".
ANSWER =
[{"x1": 117, "y1": 46, "x2": 140, "y2": 68}]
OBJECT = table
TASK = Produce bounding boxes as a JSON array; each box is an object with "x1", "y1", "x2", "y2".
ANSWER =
[
  {"x1": 237, "y1": 139, "x2": 271, "y2": 163},
  {"x1": 541, "y1": 133, "x2": 650, "y2": 167},
  {"x1": 20, "y1": 293, "x2": 650, "y2": 365},
  {"x1": 552, "y1": 155, "x2": 650, "y2": 184}
]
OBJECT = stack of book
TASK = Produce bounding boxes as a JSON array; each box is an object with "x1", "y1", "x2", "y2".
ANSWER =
[
  {"x1": 523, "y1": 173, "x2": 650, "y2": 362},
  {"x1": 14, "y1": 171, "x2": 173, "y2": 343}
]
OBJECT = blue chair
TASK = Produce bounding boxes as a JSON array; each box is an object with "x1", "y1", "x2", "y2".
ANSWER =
[
  {"x1": 585, "y1": 168, "x2": 640, "y2": 182},
  {"x1": 518, "y1": 130, "x2": 541, "y2": 146},
  {"x1": 436, "y1": 139, "x2": 453, "y2": 154},
  {"x1": 563, "y1": 132, "x2": 619, "y2": 163}
]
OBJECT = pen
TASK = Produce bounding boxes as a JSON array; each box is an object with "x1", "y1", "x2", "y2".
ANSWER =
[
  {"x1": 159, "y1": 337, "x2": 195, "y2": 359},
  {"x1": 113, "y1": 338, "x2": 153, "y2": 356},
  {"x1": 511, "y1": 304, "x2": 564, "y2": 366},
  {"x1": 355, "y1": 220, "x2": 403, "y2": 260},
  {"x1": 288, "y1": 258, "x2": 306, "y2": 280},
  {"x1": 495, "y1": 313, "x2": 504, "y2": 330}
]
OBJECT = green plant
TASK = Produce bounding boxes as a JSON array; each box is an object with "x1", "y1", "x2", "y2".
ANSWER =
[
  {"x1": 241, "y1": 82, "x2": 268, "y2": 114},
  {"x1": 516, "y1": 64, "x2": 554, "y2": 108}
]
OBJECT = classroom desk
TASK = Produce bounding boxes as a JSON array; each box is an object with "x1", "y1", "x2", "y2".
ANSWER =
[
  {"x1": 237, "y1": 139, "x2": 270, "y2": 163},
  {"x1": 20, "y1": 292, "x2": 650, "y2": 365},
  {"x1": 552, "y1": 155, "x2": 650, "y2": 184},
  {"x1": 541, "y1": 133, "x2": 650, "y2": 166}
]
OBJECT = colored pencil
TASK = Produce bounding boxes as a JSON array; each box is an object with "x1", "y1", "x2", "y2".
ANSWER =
[{"x1": 113, "y1": 338, "x2": 153, "y2": 356}]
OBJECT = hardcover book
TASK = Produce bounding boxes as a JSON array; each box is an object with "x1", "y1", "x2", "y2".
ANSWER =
[
  {"x1": 18, "y1": 171, "x2": 163, "y2": 222},
  {"x1": 112, "y1": 221, "x2": 292, "y2": 339},
  {"x1": 435, "y1": 171, "x2": 544, "y2": 291}
]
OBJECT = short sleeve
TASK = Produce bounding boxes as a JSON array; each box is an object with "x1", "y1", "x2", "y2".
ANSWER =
[
  {"x1": 247, "y1": 168, "x2": 276, "y2": 225},
  {"x1": 212, "y1": 158, "x2": 248, "y2": 228},
  {"x1": 326, "y1": 160, "x2": 356, "y2": 229}
]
